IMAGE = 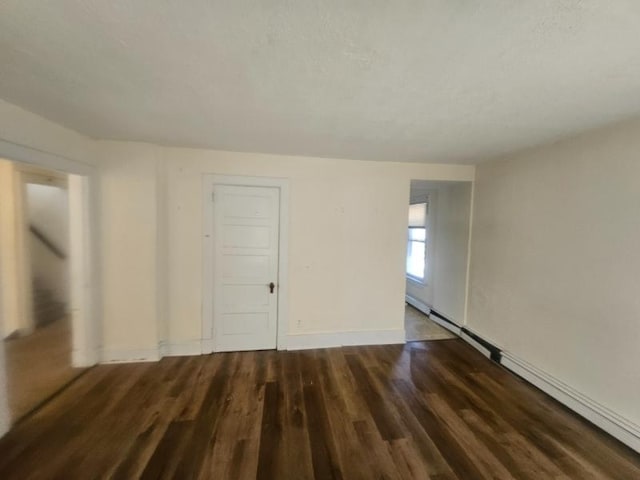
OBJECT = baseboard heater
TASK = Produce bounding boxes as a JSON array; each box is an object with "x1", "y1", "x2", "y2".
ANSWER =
[
  {"x1": 405, "y1": 297, "x2": 503, "y2": 363},
  {"x1": 406, "y1": 295, "x2": 640, "y2": 451},
  {"x1": 429, "y1": 309, "x2": 503, "y2": 363},
  {"x1": 445, "y1": 321, "x2": 640, "y2": 454},
  {"x1": 405, "y1": 296, "x2": 463, "y2": 336},
  {"x1": 428, "y1": 309, "x2": 462, "y2": 333},
  {"x1": 460, "y1": 327, "x2": 502, "y2": 363}
]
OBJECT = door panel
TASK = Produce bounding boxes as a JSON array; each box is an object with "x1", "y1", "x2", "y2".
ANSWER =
[
  {"x1": 221, "y1": 255, "x2": 270, "y2": 279},
  {"x1": 221, "y1": 312, "x2": 270, "y2": 335},
  {"x1": 222, "y1": 225, "x2": 270, "y2": 248},
  {"x1": 213, "y1": 185, "x2": 279, "y2": 352},
  {"x1": 221, "y1": 285, "x2": 270, "y2": 307},
  {"x1": 222, "y1": 194, "x2": 271, "y2": 218}
]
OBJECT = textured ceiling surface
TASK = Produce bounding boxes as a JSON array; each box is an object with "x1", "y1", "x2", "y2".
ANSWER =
[{"x1": 1, "y1": 1, "x2": 640, "y2": 163}]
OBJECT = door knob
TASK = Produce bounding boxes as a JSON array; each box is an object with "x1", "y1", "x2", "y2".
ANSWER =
[{"x1": 269, "y1": 282, "x2": 275, "y2": 294}]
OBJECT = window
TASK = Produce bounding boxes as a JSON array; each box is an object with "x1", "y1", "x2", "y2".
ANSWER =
[{"x1": 407, "y1": 202, "x2": 427, "y2": 281}]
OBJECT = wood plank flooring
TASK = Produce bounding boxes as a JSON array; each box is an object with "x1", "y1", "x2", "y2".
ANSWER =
[
  {"x1": 0, "y1": 339, "x2": 638, "y2": 479},
  {"x1": 5, "y1": 316, "x2": 84, "y2": 421}
]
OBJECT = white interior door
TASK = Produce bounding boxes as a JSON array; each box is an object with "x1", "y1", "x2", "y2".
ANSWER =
[{"x1": 212, "y1": 184, "x2": 280, "y2": 352}]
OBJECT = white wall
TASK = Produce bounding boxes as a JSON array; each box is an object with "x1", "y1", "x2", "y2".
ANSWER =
[
  {"x1": 406, "y1": 182, "x2": 472, "y2": 323},
  {"x1": 97, "y1": 141, "x2": 475, "y2": 358},
  {"x1": 26, "y1": 183, "x2": 69, "y2": 304},
  {"x1": 98, "y1": 142, "x2": 163, "y2": 359},
  {"x1": 432, "y1": 183, "x2": 472, "y2": 321},
  {"x1": 468, "y1": 118, "x2": 640, "y2": 428},
  {"x1": 0, "y1": 302, "x2": 8, "y2": 436},
  {"x1": 0, "y1": 160, "x2": 33, "y2": 337}
]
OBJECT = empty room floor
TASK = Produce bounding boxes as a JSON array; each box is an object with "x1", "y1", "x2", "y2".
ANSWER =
[
  {"x1": 4, "y1": 317, "x2": 84, "y2": 421},
  {"x1": 405, "y1": 304, "x2": 455, "y2": 341},
  {"x1": 0, "y1": 340, "x2": 638, "y2": 479}
]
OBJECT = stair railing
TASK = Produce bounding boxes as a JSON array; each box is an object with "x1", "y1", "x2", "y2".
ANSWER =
[{"x1": 29, "y1": 224, "x2": 67, "y2": 260}]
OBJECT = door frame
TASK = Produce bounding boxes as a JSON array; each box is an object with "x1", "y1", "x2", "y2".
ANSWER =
[
  {"x1": 0, "y1": 139, "x2": 100, "y2": 367},
  {"x1": 201, "y1": 174, "x2": 290, "y2": 353}
]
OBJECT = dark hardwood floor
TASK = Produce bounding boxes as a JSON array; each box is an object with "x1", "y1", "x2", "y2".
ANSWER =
[{"x1": 0, "y1": 339, "x2": 638, "y2": 479}]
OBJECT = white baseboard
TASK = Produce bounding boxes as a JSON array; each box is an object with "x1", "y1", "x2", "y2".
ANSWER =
[
  {"x1": 201, "y1": 338, "x2": 215, "y2": 354},
  {"x1": 159, "y1": 340, "x2": 203, "y2": 357},
  {"x1": 286, "y1": 329, "x2": 405, "y2": 351},
  {"x1": 101, "y1": 330, "x2": 406, "y2": 360},
  {"x1": 501, "y1": 351, "x2": 640, "y2": 453},
  {"x1": 72, "y1": 348, "x2": 100, "y2": 367},
  {"x1": 405, "y1": 294, "x2": 431, "y2": 315},
  {"x1": 104, "y1": 340, "x2": 209, "y2": 361},
  {"x1": 101, "y1": 346, "x2": 161, "y2": 364}
]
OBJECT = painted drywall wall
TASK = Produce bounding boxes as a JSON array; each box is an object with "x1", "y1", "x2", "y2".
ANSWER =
[
  {"x1": 468, "y1": 118, "x2": 640, "y2": 428},
  {"x1": 432, "y1": 183, "x2": 472, "y2": 322},
  {"x1": 98, "y1": 143, "x2": 162, "y2": 359},
  {"x1": 0, "y1": 160, "x2": 22, "y2": 337},
  {"x1": 96, "y1": 141, "x2": 474, "y2": 357},
  {"x1": 0, "y1": 232, "x2": 8, "y2": 436},
  {"x1": 26, "y1": 183, "x2": 69, "y2": 304},
  {"x1": 0, "y1": 160, "x2": 34, "y2": 337},
  {"x1": 406, "y1": 182, "x2": 472, "y2": 323}
]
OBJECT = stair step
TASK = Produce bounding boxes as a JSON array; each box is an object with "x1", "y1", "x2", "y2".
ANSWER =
[
  {"x1": 35, "y1": 304, "x2": 65, "y2": 315},
  {"x1": 34, "y1": 300, "x2": 66, "y2": 327},
  {"x1": 34, "y1": 288, "x2": 53, "y2": 297},
  {"x1": 31, "y1": 280, "x2": 67, "y2": 327}
]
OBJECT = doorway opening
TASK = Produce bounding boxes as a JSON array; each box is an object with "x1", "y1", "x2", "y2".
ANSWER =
[
  {"x1": 0, "y1": 158, "x2": 94, "y2": 423},
  {"x1": 404, "y1": 180, "x2": 472, "y2": 341}
]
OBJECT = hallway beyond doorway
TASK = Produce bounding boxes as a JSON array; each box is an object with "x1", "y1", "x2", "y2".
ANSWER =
[{"x1": 404, "y1": 304, "x2": 454, "y2": 342}]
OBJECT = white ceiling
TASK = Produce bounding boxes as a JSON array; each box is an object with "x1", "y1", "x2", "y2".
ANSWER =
[{"x1": 2, "y1": 1, "x2": 640, "y2": 164}]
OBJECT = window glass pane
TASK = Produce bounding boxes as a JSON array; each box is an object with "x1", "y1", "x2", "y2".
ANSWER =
[
  {"x1": 408, "y1": 228, "x2": 426, "y2": 241},
  {"x1": 406, "y1": 240, "x2": 425, "y2": 279},
  {"x1": 408, "y1": 203, "x2": 427, "y2": 227}
]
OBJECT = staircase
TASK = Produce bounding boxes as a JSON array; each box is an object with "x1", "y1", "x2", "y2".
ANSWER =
[
  {"x1": 29, "y1": 223, "x2": 68, "y2": 328},
  {"x1": 32, "y1": 280, "x2": 66, "y2": 328}
]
